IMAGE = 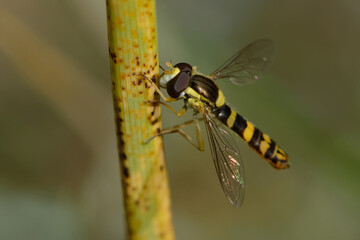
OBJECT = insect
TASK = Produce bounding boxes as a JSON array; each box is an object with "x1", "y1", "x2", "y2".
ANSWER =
[{"x1": 146, "y1": 39, "x2": 289, "y2": 207}]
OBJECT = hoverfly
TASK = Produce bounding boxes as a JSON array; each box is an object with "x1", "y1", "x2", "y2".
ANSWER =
[{"x1": 146, "y1": 39, "x2": 289, "y2": 207}]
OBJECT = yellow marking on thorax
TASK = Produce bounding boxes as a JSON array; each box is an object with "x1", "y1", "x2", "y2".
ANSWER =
[
  {"x1": 185, "y1": 87, "x2": 213, "y2": 105},
  {"x1": 215, "y1": 90, "x2": 225, "y2": 107},
  {"x1": 187, "y1": 97, "x2": 204, "y2": 112},
  {"x1": 185, "y1": 87, "x2": 201, "y2": 100},
  {"x1": 226, "y1": 108, "x2": 237, "y2": 128},
  {"x1": 243, "y1": 121, "x2": 255, "y2": 142}
]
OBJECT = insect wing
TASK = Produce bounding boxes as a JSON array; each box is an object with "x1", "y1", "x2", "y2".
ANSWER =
[
  {"x1": 203, "y1": 111, "x2": 245, "y2": 207},
  {"x1": 211, "y1": 39, "x2": 274, "y2": 86}
]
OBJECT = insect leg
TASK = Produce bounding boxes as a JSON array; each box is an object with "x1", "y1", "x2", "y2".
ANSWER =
[
  {"x1": 145, "y1": 119, "x2": 204, "y2": 151},
  {"x1": 147, "y1": 101, "x2": 188, "y2": 117},
  {"x1": 194, "y1": 118, "x2": 204, "y2": 151},
  {"x1": 140, "y1": 74, "x2": 178, "y2": 102}
]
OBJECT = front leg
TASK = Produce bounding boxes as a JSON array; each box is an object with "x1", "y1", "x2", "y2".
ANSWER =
[
  {"x1": 144, "y1": 119, "x2": 204, "y2": 152},
  {"x1": 147, "y1": 100, "x2": 187, "y2": 117},
  {"x1": 140, "y1": 74, "x2": 178, "y2": 103}
]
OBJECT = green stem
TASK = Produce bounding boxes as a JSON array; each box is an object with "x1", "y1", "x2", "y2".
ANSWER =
[{"x1": 106, "y1": 1, "x2": 175, "y2": 239}]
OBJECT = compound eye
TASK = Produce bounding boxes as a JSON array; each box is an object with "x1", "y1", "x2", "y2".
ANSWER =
[
  {"x1": 166, "y1": 71, "x2": 191, "y2": 98},
  {"x1": 174, "y1": 62, "x2": 192, "y2": 75}
]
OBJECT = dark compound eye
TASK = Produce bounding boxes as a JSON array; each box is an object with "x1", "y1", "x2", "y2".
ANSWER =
[
  {"x1": 166, "y1": 70, "x2": 191, "y2": 98},
  {"x1": 174, "y1": 62, "x2": 192, "y2": 75}
]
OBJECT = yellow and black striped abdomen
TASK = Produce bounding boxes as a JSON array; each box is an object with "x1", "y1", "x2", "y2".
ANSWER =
[{"x1": 213, "y1": 104, "x2": 289, "y2": 169}]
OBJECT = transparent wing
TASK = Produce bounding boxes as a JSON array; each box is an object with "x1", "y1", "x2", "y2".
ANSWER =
[
  {"x1": 211, "y1": 39, "x2": 274, "y2": 86},
  {"x1": 203, "y1": 111, "x2": 245, "y2": 207}
]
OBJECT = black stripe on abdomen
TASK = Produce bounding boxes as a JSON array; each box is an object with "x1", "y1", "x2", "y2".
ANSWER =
[
  {"x1": 230, "y1": 113, "x2": 247, "y2": 138},
  {"x1": 249, "y1": 128, "x2": 261, "y2": 149},
  {"x1": 212, "y1": 105, "x2": 289, "y2": 169},
  {"x1": 212, "y1": 104, "x2": 231, "y2": 124},
  {"x1": 264, "y1": 140, "x2": 276, "y2": 159},
  {"x1": 212, "y1": 104, "x2": 248, "y2": 138}
]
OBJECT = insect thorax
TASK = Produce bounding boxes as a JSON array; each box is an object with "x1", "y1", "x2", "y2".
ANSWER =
[{"x1": 189, "y1": 75, "x2": 219, "y2": 103}]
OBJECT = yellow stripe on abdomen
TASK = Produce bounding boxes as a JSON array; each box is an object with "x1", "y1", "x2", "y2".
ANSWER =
[
  {"x1": 212, "y1": 104, "x2": 289, "y2": 169},
  {"x1": 242, "y1": 121, "x2": 255, "y2": 142},
  {"x1": 226, "y1": 108, "x2": 237, "y2": 128}
]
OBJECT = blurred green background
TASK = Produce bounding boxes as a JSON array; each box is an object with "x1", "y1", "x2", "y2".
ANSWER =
[{"x1": 1, "y1": 0, "x2": 359, "y2": 239}]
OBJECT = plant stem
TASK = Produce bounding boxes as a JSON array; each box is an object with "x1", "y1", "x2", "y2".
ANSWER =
[{"x1": 106, "y1": 1, "x2": 175, "y2": 239}]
